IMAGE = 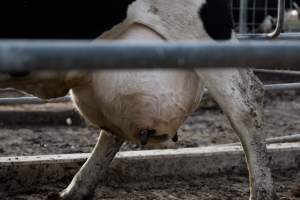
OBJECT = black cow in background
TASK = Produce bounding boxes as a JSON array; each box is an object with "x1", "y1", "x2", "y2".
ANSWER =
[
  {"x1": 232, "y1": 0, "x2": 300, "y2": 33},
  {"x1": 0, "y1": 0, "x2": 134, "y2": 39}
]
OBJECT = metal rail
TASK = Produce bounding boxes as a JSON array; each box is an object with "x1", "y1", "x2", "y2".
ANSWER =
[
  {"x1": 222, "y1": 134, "x2": 300, "y2": 146},
  {"x1": 264, "y1": 82, "x2": 300, "y2": 91},
  {"x1": 1, "y1": 82, "x2": 300, "y2": 105},
  {"x1": 254, "y1": 68, "x2": 300, "y2": 75},
  {"x1": 0, "y1": 40, "x2": 300, "y2": 72},
  {"x1": 238, "y1": 32, "x2": 300, "y2": 40},
  {"x1": 238, "y1": 0, "x2": 248, "y2": 34},
  {"x1": 0, "y1": 96, "x2": 70, "y2": 105}
]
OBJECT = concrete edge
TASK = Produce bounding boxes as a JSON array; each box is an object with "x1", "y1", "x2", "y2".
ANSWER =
[{"x1": 0, "y1": 143, "x2": 300, "y2": 192}]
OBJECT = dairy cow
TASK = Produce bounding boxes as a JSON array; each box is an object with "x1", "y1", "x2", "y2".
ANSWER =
[{"x1": 0, "y1": 0, "x2": 277, "y2": 200}]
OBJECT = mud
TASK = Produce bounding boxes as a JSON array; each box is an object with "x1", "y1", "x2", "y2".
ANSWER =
[{"x1": 2, "y1": 171, "x2": 300, "y2": 200}]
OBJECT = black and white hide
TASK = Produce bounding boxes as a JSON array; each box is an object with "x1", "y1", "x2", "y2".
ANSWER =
[{"x1": 0, "y1": 0, "x2": 277, "y2": 200}]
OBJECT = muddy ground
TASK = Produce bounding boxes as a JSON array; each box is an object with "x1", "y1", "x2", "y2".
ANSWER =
[
  {"x1": 3, "y1": 170, "x2": 300, "y2": 200},
  {"x1": 1, "y1": 85, "x2": 300, "y2": 199}
]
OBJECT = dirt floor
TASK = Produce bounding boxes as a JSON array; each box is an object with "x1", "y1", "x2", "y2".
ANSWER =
[
  {"x1": 3, "y1": 170, "x2": 300, "y2": 200},
  {"x1": 1, "y1": 88, "x2": 300, "y2": 199}
]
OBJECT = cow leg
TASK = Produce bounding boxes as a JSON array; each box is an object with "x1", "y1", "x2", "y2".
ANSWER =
[
  {"x1": 196, "y1": 69, "x2": 277, "y2": 200},
  {"x1": 48, "y1": 24, "x2": 164, "y2": 200},
  {"x1": 49, "y1": 130, "x2": 124, "y2": 200}
]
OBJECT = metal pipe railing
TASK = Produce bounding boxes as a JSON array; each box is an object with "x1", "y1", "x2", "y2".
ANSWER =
[
  {"x1": 0, "y1": 96, "x2": 70, "y2": 105},
  {"x1": 222, "y1": 134, "x2": 300, "y2": 146},
  {"x1": 0, "y1": 40, "x2": 300, "y2": 72},
  {"x1": 264, "y1": 82, "x2": 300, "y2": 91},
  {"x1": 238, "y1": 32, "x2": 300, "y2": 40},
  {"x1": 1, "y1": 82, "x2": 300, "y2": 105},
  {"x1": 238, "y1": 0, "x2": 248, "y2": 34},
  {"x1": 254, "y1": 68, "x2": 300, "y2": 75}
]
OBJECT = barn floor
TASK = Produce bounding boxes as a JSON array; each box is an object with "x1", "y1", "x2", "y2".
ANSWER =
[
  {"x1": 1, "y1": 91, "x2": 300, "y2": 199},
  {"x1": 2, "y1": 170, "x2": 300, "y2": 200}
]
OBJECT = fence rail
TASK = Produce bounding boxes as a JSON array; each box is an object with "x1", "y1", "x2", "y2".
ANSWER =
[
  {"x1": 0, "y1": 40, "x2": 300, "y2": 72},
  {"x1": 0, "y1": 82, "x2": 299, "y2": 105}
]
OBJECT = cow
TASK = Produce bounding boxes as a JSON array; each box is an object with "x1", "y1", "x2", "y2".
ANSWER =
[{"x1": 0, "y1": 0, "x2": 277, "y2": 200}]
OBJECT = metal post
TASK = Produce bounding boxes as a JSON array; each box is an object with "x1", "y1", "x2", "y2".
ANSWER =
[{"x1": 239, "y1": 0, "x2": 248, "y2": 33}]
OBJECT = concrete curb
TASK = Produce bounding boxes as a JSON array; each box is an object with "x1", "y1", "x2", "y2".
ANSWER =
[{"x1": 1, "y1": 143, "x2": 300, "y2": 192}]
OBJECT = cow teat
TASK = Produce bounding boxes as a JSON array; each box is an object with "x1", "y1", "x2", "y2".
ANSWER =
[
  {"x1": 172, "y1": 132, "x2": 178, "y2": 142},
  {"x1": 139, "y1": 129, "x2": 156, "y2": 145}
]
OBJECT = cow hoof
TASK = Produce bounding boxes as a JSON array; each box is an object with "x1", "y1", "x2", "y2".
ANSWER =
[
  {"x1": 47, "y1": 189, "x2": 95, "y2": 200},
  {"x1": 249, "y1": 191, "x2": 278, "y2": 200},
  {"x1": 47, "y1": 191, "x2": 74, "y2": 200},
  {"x1": 47, "y1": 192, "x2": 61, "y2": 200}
]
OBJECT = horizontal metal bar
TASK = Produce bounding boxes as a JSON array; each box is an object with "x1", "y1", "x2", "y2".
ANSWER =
[
  {"x1": 254, "y1": 69, "x2": 300, "y2": 75},
  {"x1": 0, "y1": 82, "x2": 299, "y2": 105},
  {"x1": 268, "y1": 33, "x2": 300, "y2": 40},
  {"x1": 0, "y1": 96, "x2": 70, "y2": 105},
  {"x1": 264, "y1": 82, "x2": 300, "y2": 91},
  {"x1": 222, "y1": 134, "x2": 300, "y2": 146},
  {"x1": 0, "y1": 40, "x2": 300, "y2": 72},
  {"x1": 238, "y1": 33, "x2": 300, "y2": 40}
]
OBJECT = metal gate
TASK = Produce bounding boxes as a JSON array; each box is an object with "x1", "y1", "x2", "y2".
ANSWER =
[{"x1": 232, "y1": 0, "x2": 300, "y2": 34}]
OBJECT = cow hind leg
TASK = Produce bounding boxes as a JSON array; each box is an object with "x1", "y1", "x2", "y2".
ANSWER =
[
  {"x1": 48, "y1": 130, "x2": 124, "y2": 200},
  {"x1": 196, "y1": 69, "x2": 277, "y2": 200},
  {"x1": 47, "y1": 23, "x2": 164, "y2": 200}
]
